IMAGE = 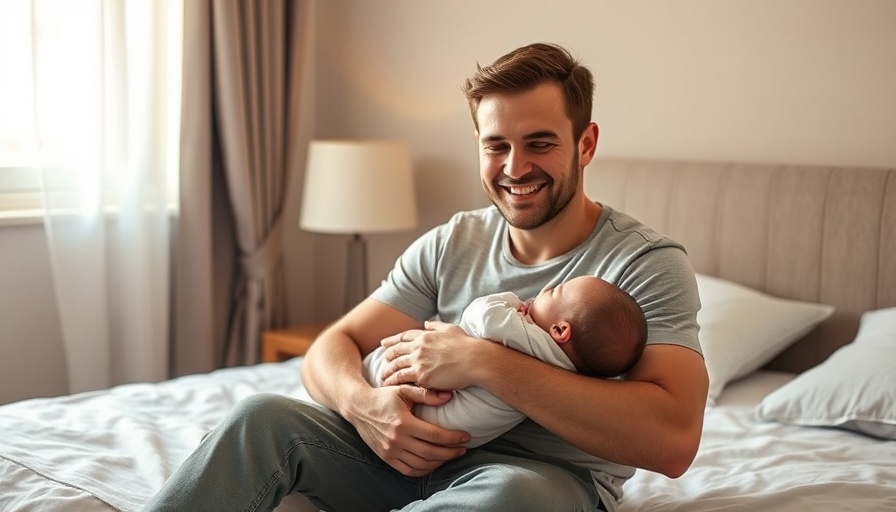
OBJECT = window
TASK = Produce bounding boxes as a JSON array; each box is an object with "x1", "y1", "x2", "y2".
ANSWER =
[
  {"x1": 0, "y1": 0, "x2": 43, "y2": 217},
  {"x1": 0, "y1": 0, "x2": 182, "y2": 221}
]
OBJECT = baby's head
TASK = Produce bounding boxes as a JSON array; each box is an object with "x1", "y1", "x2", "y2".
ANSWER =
[{"x1": 527, "y1": 276, "x2": 647, "y2": 377}]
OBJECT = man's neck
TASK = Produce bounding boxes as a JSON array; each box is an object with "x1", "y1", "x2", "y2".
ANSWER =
[{"x1": 508, "y1": 198, "x2": 602, "y2": 265}]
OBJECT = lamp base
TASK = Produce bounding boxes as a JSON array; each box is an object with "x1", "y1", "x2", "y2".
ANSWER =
[{"x1": 344, "y1": 234, "x2": 368, "y2": 312}]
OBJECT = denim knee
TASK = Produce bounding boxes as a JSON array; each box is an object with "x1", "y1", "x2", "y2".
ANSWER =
[
  {"x1": 217, "y1": 393, "x2": 312, "y2": 439},
  {"x1": 230, "y1": 392, "x2": 298, "y2": 419}
]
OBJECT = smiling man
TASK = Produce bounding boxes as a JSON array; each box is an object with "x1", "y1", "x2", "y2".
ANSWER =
[
  {"x1": 475, "y1": 81, "x2": 600, "y2": 261},
  {"x1": 144, "y1": 42, "x2": 708, "y2": 512}
]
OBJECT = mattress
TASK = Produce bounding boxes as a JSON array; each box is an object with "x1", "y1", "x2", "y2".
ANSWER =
[{"x1": 1, "y1": 360, "x2": 894, "y2": 512}]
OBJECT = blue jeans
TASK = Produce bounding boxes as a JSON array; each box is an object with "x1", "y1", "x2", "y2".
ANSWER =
[{"x1": 142, "y1": 393, "x2": 601, "y2": 512}]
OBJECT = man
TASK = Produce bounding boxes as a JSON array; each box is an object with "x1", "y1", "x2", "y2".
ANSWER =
[{"x1": 144, "y1": 42, "x2": 707, "y2": 512}]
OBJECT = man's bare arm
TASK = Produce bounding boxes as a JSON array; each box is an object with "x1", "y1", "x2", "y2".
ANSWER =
[
  {"x1": 484, "y1": 343, "x2": 707, "y2": 477},
  {"x1": 300, "y1": 298, "x2": 470, "y2": 476},
  {"x1": 381, "y1": 322, "x2": 708, "y2": 478}
]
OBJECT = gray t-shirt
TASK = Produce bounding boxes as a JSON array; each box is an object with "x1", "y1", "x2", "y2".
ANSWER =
[{"x1": 370, "y1": 203, "x2": 701, "y2": 510}]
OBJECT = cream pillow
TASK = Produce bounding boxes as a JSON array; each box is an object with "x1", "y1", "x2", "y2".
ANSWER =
[
  {"x1": 696, "y1": 274, "x2": 834, "y2": 406},
  {"x1": 756, "y1": 307, "x2": 896, "y2": 439}
]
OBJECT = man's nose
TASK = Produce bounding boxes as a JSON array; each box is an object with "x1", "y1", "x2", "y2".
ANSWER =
[{"x1": 503, "y1": 149, "x2": 532, "y2": 179}]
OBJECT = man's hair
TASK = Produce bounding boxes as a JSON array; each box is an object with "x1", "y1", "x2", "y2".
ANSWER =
[
  {"x1": 570, "y1": 284, "x2": 647, "y2": 378},
  {"x1": 461, "y1": 42, "x2": 595, "y2": 140}
]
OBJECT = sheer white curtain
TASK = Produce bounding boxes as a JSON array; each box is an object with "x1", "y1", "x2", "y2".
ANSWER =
[{"x1": 27, "y1": 0, "x2": 183, "y2": 393}]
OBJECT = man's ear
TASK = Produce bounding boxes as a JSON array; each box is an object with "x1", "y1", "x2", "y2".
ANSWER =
[
  {"x1": 578, "y1": 122, "x2": 599, "y2": 168},
  {"x1": 550, "y1": 321, "x2": 572, "y2": 344}
]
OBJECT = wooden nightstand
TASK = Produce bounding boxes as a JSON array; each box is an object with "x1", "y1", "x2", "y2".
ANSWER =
[{"x1": 262, "y1": 322, "x2": 330, "y2": 363}]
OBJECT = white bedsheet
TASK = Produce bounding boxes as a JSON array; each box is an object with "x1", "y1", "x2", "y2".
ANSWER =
[
  {"x1": 619, "y1": 371, "x2": 896, "y2": 511},
  {"x1": 0, "y1": 360, "x2": 314, "y2": 512},
  {"x1": 1, "y1": 362, "x2": 894, "y2": 512}
]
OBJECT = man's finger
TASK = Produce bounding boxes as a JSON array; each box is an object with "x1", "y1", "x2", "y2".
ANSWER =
[
  {"x1": 423, "y1": 320, "x2": 447, "y2": 330},
  {"x1": 383, "y1": 367, "x2": 414, "y2": 387},
  {"x1": 379, "y1": 332, "x2": 402, "y2": 348},
  {"x1": 381, "y1": 328, "x2": 424, "y2": 348},
  {"x1": 397, "y1": 384, "x2": 452, "y2": 406}
]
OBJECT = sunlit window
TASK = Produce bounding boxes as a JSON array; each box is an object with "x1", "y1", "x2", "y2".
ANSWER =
[
  {"x1": 0, "y1": 0, "x2": 91, "y2": 179},
  {"x1": 0, "y1": 0, "x2": 42, "y2": 202},
  {"x1": 0, "y1": 0, "x2": 182, "y2": 217}
]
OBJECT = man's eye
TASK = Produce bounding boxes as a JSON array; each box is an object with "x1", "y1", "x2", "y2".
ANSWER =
[
  {"x1": 483, "y1": 145, "x2": 508, "y2": 154},
  {"x1": 530, "y1": 142, "x2": 554, "y2": 152}
]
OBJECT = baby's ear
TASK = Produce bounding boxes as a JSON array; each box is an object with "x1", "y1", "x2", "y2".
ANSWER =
[{"x1": 550, "y1": 321, "x2": 572, "y2": 344}]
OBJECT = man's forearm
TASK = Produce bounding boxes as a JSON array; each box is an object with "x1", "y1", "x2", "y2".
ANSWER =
[
  {"x1": 301, "y1": 329, "x2": 371, "y2": 418},
  {"x1": 301, "y1": 297, "x2": 425, "y2": 420},
  {"x1": 477, "y1": 342, "x2": 708, "y2": 477}
]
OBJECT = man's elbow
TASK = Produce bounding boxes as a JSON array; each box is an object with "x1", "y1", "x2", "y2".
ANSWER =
[
  {"x1": 659, "y1": 455, "x2": 695, "y2": 480},
  {"x1": 654, "y1": 430, "x2": 701, "y2": 479}
]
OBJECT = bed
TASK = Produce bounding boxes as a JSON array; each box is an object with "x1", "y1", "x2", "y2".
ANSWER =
[{"x1": 2, "y1": 158, "x2": 895, "y2": 511}]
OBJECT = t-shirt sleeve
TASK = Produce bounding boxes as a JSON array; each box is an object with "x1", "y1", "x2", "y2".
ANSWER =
[
  {"x1": 619, "y1": 246, "x2": 702, "y2": 357},
  {"x1": 369, "y1": 224, "x2": 443, "y2": 321}
]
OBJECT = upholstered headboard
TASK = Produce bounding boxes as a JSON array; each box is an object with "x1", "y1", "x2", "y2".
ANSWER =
[{"x1": 586, "y1": 158, "x2": 896, "y2": 373}]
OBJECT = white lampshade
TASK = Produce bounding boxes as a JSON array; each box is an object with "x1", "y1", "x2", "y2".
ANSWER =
[{"x1": 300, "y1": 139, "x2": 418, "y2": 234}]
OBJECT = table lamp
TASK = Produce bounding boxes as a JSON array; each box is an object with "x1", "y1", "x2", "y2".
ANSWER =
[{"x1": 300, "y1": 139, "x2": 418, "y2": 311}]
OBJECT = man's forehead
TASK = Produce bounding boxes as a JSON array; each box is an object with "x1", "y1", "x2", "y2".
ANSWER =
[{"x1": 475, "y1": 84, "x2": 572, "y2": 141}]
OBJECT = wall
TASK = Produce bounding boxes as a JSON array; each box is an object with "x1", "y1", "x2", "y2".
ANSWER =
[
  {"x1": 295, "y1": 0, "x2": 896, "y2": 321},
  {"x1": 3, "y1": 0, "x2": 895, "y2": 402},
  {"x1": 0, "y1": 222, "x2": 67, "y2": 402}
]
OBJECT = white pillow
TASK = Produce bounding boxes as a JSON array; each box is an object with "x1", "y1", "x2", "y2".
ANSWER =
[
  {"x1": 756, "y1": 307, "x2": 896, "y2": 439},
  {"x1": 696, "y1": 274, "x2": 834, "y2": 406}
]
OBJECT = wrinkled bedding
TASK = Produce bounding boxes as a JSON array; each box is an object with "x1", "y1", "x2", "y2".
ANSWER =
[{"x1": 1, "y1": 361, "x2": 894, "y2": 512}]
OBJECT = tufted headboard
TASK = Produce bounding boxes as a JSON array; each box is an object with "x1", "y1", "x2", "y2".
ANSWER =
[{"x1": 585, "y1": 158, "x2": 896, "y2": 373}]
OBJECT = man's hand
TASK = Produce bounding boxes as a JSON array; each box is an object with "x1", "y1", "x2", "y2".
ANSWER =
[
  {"x1": 349, "y1": 384, "x2": 470, "y2": 476},
  {"x1": 302, "y1": 299, "x2": 473, "y2": 477},
  {"x1": 379, "y1": 321, "x2": 488, "y2": 390}
]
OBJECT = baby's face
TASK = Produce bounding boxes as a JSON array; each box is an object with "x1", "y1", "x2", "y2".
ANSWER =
[{"x1": 528, "y1": 276, "x2": 602, "y2": 330}]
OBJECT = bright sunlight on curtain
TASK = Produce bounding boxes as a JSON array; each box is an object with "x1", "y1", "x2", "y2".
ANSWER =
[{"x1": 22, "y1": 0, "x2": 183, "y2": 393}]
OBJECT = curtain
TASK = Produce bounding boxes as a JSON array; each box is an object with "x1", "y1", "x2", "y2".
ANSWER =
[
  {"x1": 28, "y1": 0, "x2": 183, "y2": 393},
  {"x1": 173, "y1": 0, "x2": 306, "y2": 373}
]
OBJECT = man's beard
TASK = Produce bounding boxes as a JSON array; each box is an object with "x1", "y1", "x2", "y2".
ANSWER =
[{"x1": 485, "y1": 153, "x2": 580, "y2": 230}]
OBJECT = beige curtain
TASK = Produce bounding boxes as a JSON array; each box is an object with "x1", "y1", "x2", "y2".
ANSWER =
[{"x1": 173, "y1": 0, "x2": 307, "y2": 374}]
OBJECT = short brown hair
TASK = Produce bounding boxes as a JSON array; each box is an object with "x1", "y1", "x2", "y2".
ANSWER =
[{"x1": 461, "y1": 42, "x2": 595, "y2": 140}]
